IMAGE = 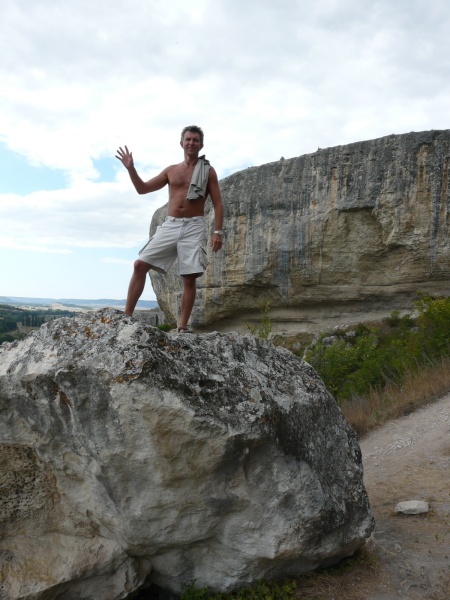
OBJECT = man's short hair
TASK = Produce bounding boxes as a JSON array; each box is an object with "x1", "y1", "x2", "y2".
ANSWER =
[{"x1": 180, "y1": 125, "x2": 204, "y2": 145}]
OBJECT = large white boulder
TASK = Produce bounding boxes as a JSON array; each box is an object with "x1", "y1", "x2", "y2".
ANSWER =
[{"x1": 0, "y1": 309, "x2": 374, "y2": 599}]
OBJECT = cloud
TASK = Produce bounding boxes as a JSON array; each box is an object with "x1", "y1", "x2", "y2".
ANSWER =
[
  {"x1": 1, "y1": 0, "x2": 450, "y2": 298},
  {"x1": 0, "y1": 180, "x2": 166, "y2": 252},
  {"x1": 2, "y1": 0, "x2": 449, "y2": 180}
]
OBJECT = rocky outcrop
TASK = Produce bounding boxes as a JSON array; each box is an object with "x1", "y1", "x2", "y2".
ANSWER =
[
  {"x1": 150, "y1": 130, "x2": 450, "y2": 328},
  {"x1": 0, "y1": 309, "x2": 374, "y2": 599}
]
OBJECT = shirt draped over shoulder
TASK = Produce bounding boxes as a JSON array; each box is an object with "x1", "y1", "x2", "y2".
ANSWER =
[{"x1": 187, "y1": 155, "x2": 210, "y2": 201}]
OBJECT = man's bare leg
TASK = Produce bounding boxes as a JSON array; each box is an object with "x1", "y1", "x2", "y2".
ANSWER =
[
  {"x1": 179, "y1": 274, "x2": 198, "y2": 330},
  {"x1": 125, "y1": 260, "x2": 152, "y2": 316}
]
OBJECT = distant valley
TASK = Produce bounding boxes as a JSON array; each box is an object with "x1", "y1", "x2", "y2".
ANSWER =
[{"x1": 0, "y1": 296, "x2": 158, "y2": 310}]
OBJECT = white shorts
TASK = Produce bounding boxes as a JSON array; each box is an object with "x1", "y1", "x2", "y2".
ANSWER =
[{"x1": 138, "y1": 216, "x2": 208, "y2": 276}]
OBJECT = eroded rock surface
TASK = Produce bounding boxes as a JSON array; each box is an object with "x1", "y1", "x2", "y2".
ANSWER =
[
  {"x1": 150, "y1": 130, "x2": 450, "y2": 328},
  {"x1": 0, "y1": 309, "x2": 374, "y2": 599}
]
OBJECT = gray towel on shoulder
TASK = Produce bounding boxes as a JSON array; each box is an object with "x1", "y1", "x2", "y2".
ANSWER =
[{"x1": 187, "y1": 155, "x2": 210, "y2": 201}]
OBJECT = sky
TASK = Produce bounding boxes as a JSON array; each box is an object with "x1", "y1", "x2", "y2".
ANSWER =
[{"x1": 1, "y1": 0, "x2": 450, "y2": 301}]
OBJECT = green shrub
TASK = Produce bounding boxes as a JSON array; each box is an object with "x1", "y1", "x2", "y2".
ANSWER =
[
  {"x1": 304, "y1": 331, "x2": 382, "y2": 398},
  {"x1": 304, "y1": 295, "x2": 450, "y2": 403},
  {"x1": 246, "y1": 300, "x2": 272, "y2": 340},
  {"x1": 415, "y1": 295, "x2": 450, "y2": 359},
  {"x1": 385, "y1": 309, "x2": 401, "y2": 327},
  {"x1": 157, "y1": 323, "x2": 176, "y2": 332},
  {"x1": 180, "y1": 579, "x2": 297, "y2": 600},
  {"x1": 0, "y1": 333, "x2": 16, "y2": 344}
]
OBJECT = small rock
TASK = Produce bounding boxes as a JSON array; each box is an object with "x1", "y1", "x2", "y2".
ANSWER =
[{"x1": 395, "y1": 500, "x2": 429, "y2": 514}]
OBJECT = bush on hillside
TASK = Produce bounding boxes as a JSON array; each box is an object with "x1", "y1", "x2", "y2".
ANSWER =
[
  {"x1": 0, "y1": 316, "x2": 18, "y2": 334},
  {"x1": 304, "y1": 295, "x2": 450, "y2": 403}
]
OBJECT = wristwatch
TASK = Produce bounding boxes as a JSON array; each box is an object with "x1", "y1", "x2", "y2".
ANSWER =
[{"x1": 213, "y1": 230, "x2": 223, "y2": 236}]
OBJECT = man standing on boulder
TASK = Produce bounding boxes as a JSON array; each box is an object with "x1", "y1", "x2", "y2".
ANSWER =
[{"x1": 115, "y1": 126, "x2": 224, "y2": 332}]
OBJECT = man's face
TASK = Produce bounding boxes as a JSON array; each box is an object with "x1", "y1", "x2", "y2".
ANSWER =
[{"x1": 181, "y1": 131, "x2": 203, "y2": 155}]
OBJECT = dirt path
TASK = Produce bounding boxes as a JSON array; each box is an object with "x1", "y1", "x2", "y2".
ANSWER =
[{"x1": 359, "y1": 392, "x2": 450, "y2": 599}]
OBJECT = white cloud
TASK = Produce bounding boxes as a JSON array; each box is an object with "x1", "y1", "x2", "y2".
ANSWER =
[
  {"x1": 1, "y1": 0, "x2": 450, "y2": 297},
  {"x1": 2, "y1": 0, "x2": 449, "y2": 180},
  {"x1": 0, "y1": 180, "x2": 166, "y2": 252}
]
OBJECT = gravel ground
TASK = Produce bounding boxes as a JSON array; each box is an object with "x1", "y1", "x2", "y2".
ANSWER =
[{"x1": 360, "y1": 392, "x2": 450, "y2": 599}]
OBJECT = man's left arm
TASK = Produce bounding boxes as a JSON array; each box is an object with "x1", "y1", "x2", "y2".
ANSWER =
[{"x1": 208, "y1": 167, "x2": 224, "y2": 253}]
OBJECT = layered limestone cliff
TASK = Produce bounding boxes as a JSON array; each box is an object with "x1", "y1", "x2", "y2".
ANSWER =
[{"x1": 150, "y1": 130, "x2": 450, "y2": 329}]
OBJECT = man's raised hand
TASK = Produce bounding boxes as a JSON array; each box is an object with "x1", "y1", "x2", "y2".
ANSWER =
[{"x1": 115, "y1": 145, "x2": 134, "y2": 170}]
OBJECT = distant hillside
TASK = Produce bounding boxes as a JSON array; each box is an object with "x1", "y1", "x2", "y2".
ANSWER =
[{"x1": 0, "y1": 296, "x2": 158, "y2": 309}]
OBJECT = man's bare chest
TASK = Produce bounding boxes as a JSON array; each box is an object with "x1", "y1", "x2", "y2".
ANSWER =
[{"x1": 168, "y1": 166, "x2": 195, "y2": 190}]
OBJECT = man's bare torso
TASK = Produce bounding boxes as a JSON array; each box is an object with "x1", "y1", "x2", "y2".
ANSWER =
[{"x1": 166, "y1": 161, "x2": 208, "y2": 218}]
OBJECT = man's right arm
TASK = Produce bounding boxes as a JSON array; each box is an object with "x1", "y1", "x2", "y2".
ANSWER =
[{"x1": 115, "y1": 146, "x2": 169, "y2": 194}]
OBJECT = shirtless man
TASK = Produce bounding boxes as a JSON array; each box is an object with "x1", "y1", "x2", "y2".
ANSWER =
[{"x1": 115, "y1": 125, "x2": 224, "y2": 331}]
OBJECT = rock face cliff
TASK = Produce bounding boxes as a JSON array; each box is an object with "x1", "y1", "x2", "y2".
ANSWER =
[
  {"x1": 0, "y1": 309, "x2": 373, "y2": 599},
  {"x1": 150, "y1": 130, "x2": 450, "y2": 328}
]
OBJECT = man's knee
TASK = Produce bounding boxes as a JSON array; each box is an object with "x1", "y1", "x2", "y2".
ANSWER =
[{"x1": 134, "y1": 260, "x2": 151, "y2": 275}]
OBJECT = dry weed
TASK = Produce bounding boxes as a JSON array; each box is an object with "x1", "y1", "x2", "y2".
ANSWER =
[{"x1": 340, "y1": 357, "x2": 450, "y2": 436}]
